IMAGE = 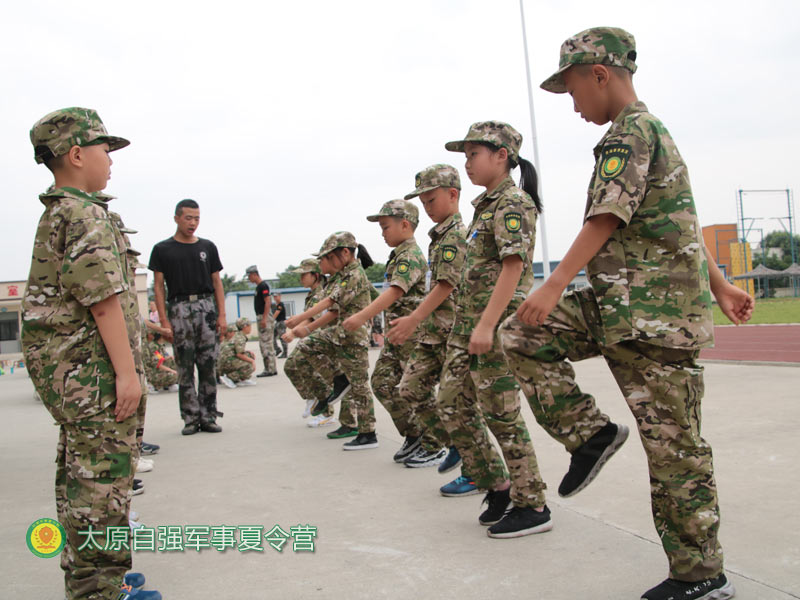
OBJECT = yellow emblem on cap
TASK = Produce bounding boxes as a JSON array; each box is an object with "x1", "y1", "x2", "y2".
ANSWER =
[{"x1": 415, "y1": 174, "x2": 422, "y2": 188}]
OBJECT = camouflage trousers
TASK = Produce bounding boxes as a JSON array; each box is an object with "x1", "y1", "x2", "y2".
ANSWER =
[
  {"x1": 274, "y1": 321, "x2": 288, "y2": 356},
  {"x1": 397, "y1": 341, "x2": 453, "y2": 450},
  {"x1": 499, "y1": 288, "x2": 722, "y2": 580},
  {"x1": 371, "y1": 340, "x2": 436, "y2": 448},
  {"x1": 438, "y1": 334, "x2": 547, "y2": 508},
  {"x1": 285, "y1": 337, "x2": 357, "y2": 425},
  {"x1": 147, "y1": 357, "x2": 177, "y2": 390},
  {"x1": 286, "y1": 332, "x2": 374, "y2": 432},
  {"x1": 257, "y1": 314, "x2": 277, "y2": 374},
  {"x1": 220, "y1": 351, "x2": 255, "y2": 382},
  {"x1": 55, "y1": 407, "x2": 137, "y2": 600},
  {"x1": 168, "y1": 297, "x2": 221, "y2": 426}
]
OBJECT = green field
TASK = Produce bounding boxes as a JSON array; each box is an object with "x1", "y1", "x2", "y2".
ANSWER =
[{"x1": 713, "y1": 297, "x2": 800, "y2": 325}]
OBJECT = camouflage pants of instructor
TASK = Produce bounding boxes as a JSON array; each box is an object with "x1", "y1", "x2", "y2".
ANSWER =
[
  {"x1": 397, "y1": 341, "x2": 453, "y2": 451},
  {"x1": 498, "y1": 287, "x2": 722, "y2": 581},
  {"x1": 285, "y1": 337, "x2": 357, "y2": 426},
  {"x1": 257, "y1": 314, "x2": 277, "y2": 374},
  {"x1": 438, "y1": 333, "x2": 547, "y2": 508},
  {"x1": 274, "y1": 321, "x2": 288, "y2": 356},
  {"x1": 55, "y1": 408, "x2": 137, "y2": 599},
  {"x1": 371, "y1": 340, "x2": 438, "y2": 449},
  {"x1": 168, "y1": 297, "x2": 221, "y2": 426}
]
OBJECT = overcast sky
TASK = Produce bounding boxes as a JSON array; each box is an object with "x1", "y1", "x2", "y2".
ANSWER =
[{"x1": 2, "y1": 0, "x2": 798, "y2": 284}]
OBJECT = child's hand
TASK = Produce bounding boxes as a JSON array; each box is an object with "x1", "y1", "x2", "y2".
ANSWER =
[
  {"x1": 715, "y1": 283, "x2": 754, "y2": 325},
  {"x1": 517, "y1": 284, "x2": 561, "y2": 326},
  {"x1": 115, "y1": 374, "x2": 142, "y2": 422},
  {"x1": 342, "y1": 315, "x2": 363, "y2": 332},
  {"x1": 468, "y1": 323, "x2": 494, "y2": 355},
  {"x1": 387, "y1": 315, "x2": 419, "y2": 346},
  {"x1": 292, "y1": 326, "x2": 308, "y2": 339},
  {"x1": 282, "y1": 330, "x2": 295, "y2": 343},
  {"x1": 286, "y1": 315, "x2": 301, "y2": 329}
]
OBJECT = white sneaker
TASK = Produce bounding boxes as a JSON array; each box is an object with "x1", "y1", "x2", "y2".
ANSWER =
[
  {"x1": 129, "y1": 510, "x2": 139, "y2": 521},
  {"x1": 220, "y1": 375, "x2": 236, "y2": 389},
  {"x1": 306, "y1": 415, "x2": 323, "y2": 427},
  {"x1": 136, "y1": 458, "x2": 153, "y2": 473},
  {"x1": 308, "y1": 415, "x2": 336, "y2": 428},
  {"x1": 302, "y1": 400, "x2": 315, "y2": 418},
  {"x1": 147, "y1": 384, "x2": 157, "y2": 394},
  {"x1": 168, "y1": 384, "x2": 179, "y2": 392},
  {"x1": 236, "y1": 379, "x2": 257, "y2": 386},
  {"x1": 129, "y1": 519, "x2": 143, "y2": 530}
]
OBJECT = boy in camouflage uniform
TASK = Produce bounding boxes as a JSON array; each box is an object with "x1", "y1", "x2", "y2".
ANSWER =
[
  {"x1": 439, "y1": 121, "x2": 551, "y2": 538},
  {"x1": 218, "y1": 317, "x2": 256, "y2": 386},
  {"x1": 499, "y1": 27, "x2": 751, "y2": 600},
  {"x1": 22, "y1": 108, "x2": 161, "y2": 599},
  {"x1": 342, "y1": 200, "x2": 439, "y2": 462},
  {"x1": 387, "y1": 165, "x2": 467, "y2": 471},
  {"x1": 143, "y1": 329, "x2": 177, "y2": 391}
]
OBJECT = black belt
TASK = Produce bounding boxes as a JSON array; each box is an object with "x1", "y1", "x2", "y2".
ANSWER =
[{"x1": 171, "y1": 293, "x2": 213, "y2": 303}]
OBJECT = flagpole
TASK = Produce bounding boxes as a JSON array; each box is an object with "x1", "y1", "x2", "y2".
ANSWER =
[{"x1": 519, "y1": 0, "x2": 551, "y2": 279}]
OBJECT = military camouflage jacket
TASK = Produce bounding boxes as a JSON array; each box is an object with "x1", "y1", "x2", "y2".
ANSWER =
[
  {"x1": 384, "y1": 237, "x2": 427, "y2": 328},
  {"x1": 324, "y1": 261, "x2": 372, "y2": 346},
  {"x1": 451, "y1": 177, "x2": 537, "y2": 339},
  {"x1": 143, "y1": 338, "x2": 169, "y2": 378},
  {"x1": 218, "y1": 337, "x2": 235, "y2": 368},
  {"x1": 584, "y1": 101, "x2": 713, "y2": 349},
  {"x1": 419, "y1": 212, "x2": 467, "y2": 345},
  {"x1": 22, "y1": 187, "x2": 143, "y2": 424},
  {"x1": 305, "y1": 282, "x2": 327, "y2": 318}
]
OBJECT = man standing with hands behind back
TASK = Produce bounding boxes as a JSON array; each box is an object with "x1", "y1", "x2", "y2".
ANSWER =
[{"x1": 149, "y1": 199, "x2": 227, "y2": 435}]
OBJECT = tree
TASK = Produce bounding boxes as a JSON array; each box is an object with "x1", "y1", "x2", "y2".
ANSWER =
[
  {"x1": 365, "y1": 263, "x2": 386, "y2": 283},
  {"x1": 277, "y1": 266, "x2": 301, "y2": 289},
  {"x1": 751, "y1": 232, "x2": 800, "y2": 292},
  {"x1": 221, "y1": 273, "x2": 251, "y2": 293}
]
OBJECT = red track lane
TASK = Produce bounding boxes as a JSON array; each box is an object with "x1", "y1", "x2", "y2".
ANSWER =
[{"x1": 700, "y1": 325, "x2": 800, "y2": 363}]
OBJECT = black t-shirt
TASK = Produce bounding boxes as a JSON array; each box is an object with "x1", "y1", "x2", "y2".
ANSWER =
[
  {"x1": 148, "y1": 237, "x2": 223, "y2": 301},
  {"x1": 254, "y1": 281, "x2": 271, "y2": 315},
  {"x1": 274, "y1": 302, "x2": 286, "y2": 322}
]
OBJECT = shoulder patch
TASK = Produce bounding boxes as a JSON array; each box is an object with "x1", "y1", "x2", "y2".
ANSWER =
[
  {"x1": 480, "y1": 211, "x2": 493, "y2": 221},
  {"x1": 441, "y1": 245, "x2": 457, "y2": 262},
  {"x1": 598, "y1": 144, "x2": 632, "y2": 181},
  {"x1": 396, "y1": 261, "x2": 410, "y2": 274},
  {"x1": 504, "y1": 212, "x2": 522, "y2": 233}
]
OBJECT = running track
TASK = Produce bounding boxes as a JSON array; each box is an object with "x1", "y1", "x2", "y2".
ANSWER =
[{"x1": 700, "y1": 325, "x2": 800, "y2": 363}]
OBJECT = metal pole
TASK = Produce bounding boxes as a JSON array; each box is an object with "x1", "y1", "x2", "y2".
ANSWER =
[{"x1": 519, "y1": 0, "x2": 551, "y2": 279}]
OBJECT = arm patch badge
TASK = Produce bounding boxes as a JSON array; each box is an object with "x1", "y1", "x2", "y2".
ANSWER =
[
  {"x1": 396, "y1": 261, "x2": 410, "y2": 274},
  {"x1": 504, "y1": 212, "x2": 522, "y2": 232},
  {"x1": 598, "y1": 144, "x2": 632, "y2": 181},
  {"x1": 441, "y1": 245, "x2": 457, "y2": 262}
]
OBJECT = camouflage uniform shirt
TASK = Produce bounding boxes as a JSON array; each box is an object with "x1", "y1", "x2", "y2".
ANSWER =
[
  {"x1": 22, "y1": 187, "x2": 143, "y2": 424},
  {"x1": 384, "y1": 237, "x2": 427, "y2": 327},
  {"x1": 419, "y1": 212, "x2": 467, "y2": 345},
  {"x1": 326, "y1": 261, "x2": 372, "y2": 346},
  {"x1": 584, "y1": 101, "x2": 713, "y2": 349},
  {"x1": 451, "y1": 177, "x2": 537, "y2": 338}
]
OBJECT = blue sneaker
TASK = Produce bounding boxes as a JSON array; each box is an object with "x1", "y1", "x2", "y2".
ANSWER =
[
  {"x1": 118, "y1": 584, "x2": 162, "y2": 600},
  {"x1": 437, "y1": 446, "x2": 462, "y2": 474},
  {"x1": 440, "y1": 475, "x2": 479, "y2": 497},
  {"x1": 124, "y1": 573, "x2": 145, "y2": 589}
]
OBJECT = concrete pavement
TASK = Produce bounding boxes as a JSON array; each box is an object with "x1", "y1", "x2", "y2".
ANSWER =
[{"x1": 1, "y1": 344, "x2": 798, "y2": 599}]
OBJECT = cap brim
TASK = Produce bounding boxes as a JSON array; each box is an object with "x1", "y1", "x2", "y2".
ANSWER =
[
  {"x1": 444, "y1": 140, "x2": 467, "y2": 152},
  {"x1": 101, "y1": 135, "x2": 131, "y2": 152},
  {"x1": 540, "y1": 65, "x2": 570, "y2": 93},
  {"x1": 404, "y1": 185, "x2": 438, "y2": 200},
  {"x1": 366, "y1": 215, "x2": 382, "y2": 222}
]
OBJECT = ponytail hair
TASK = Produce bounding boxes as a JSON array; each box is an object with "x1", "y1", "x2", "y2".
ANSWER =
[
  {"x1": 355, "y1": 244, "x2": 374, "y2": 269},
  {"x1": 516, "y1": 157, "x2": 543, "y2": 213}
]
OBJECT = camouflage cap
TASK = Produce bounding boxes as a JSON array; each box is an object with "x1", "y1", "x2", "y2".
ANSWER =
[
  {"x1": 290, "y1": 258, "x2": 321, "y2": 274},
  {"x1": 404, "y1": 164, "x2": 461, "y2": 200},
  {"x1": 30, "y1": 107, "x2": 130, "y2": 164},
  {"x1": 245, "y1": 265, "x2": 259, "y2": 275},
  {"x1": 366, "y1": 199, "x2": 419, "y2": 227},
  {"x1": 313, "y1": 231, "x2": 357, "y2": 257},
  {"x1": 235, "y1": 317, "x2": 250, "y2": 330},
  {"x1": 445, "y1": 121, "x2": 522, "y2": 164},
  {"x1": 540, "y1": 27, "x2": 637, "y2": 94}
]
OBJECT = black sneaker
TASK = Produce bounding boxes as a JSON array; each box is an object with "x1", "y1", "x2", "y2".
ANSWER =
[
  {"x1": 392, "y1": 435, "x2": 421, "y2": 463},
  {"x1": 141, "y1": 442, "x2": 160, "y2": 455},
  {"x1": 487, "y1": 505, "x2": 553, "y2": 538},
  {"x1": 558, "y1": 422, "x2": 629, "y2": 497},
  {"x1": 328, "y1": 374, "x2": 351, "y2": 405},
  {"x1": 132, "y1": 479, "x2": 144, "y2": 496},
  {"x1": 181, "y1": 423, "x2": 199, "y2": 436},
  {"x1": 641, "y1": 574, "x2": 735, "y2": 600},
  {"x1": 326, "y1": 425, "x2": 359, "y2": 439},
  {"x1": 256, "y1": 371, "x2": 276, "y2": 378},
  {"x1": 343, "y1": 432, "x2": 379, "y2": 451},
  {"x1": 404, "y1": 447, "x2": 447, "y2": 468},
  {"x1": 478, "y1": 487, "x2": 512, "y2": 525},
  {"x1": 199, "y1": 422, "x2": 222, "y2": 433},
  {"x1": 437, "y1": 446, "x2": 462, "y2": 474}
]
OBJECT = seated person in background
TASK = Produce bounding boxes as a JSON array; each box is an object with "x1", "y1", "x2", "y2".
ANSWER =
[{"x1": 219, "y1": 318, "x2": 257, "y2": 388}]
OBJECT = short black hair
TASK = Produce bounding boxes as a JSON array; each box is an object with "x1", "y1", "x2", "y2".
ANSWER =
[{"x1": 175, "y1": 198, "x2": 199, "y2": 216}]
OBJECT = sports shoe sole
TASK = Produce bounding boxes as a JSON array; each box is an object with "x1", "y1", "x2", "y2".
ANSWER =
[
  {"x1": 560, "y1": 423, "x2": 630, "y2": 498},
  {"x1": 404, "y1": 451, "x2": 447, "y2": 468},
  {"x1": 342, "y1": 441, "x2": 379, "y2": 451},
  {"x1": 486, "y1": 519, "x2": 553, "y2": 539},
  {"x1": 392, "y1": 438, "x2": 422, "y2": 463},
  {"x1": 479, "y1": 502, "x2": 513, "y2": 526},
  {"x1": 641, "y1": 580, "x2": 735, "y2": 600},
  {"x1": 327, "y1": 429, "x2": 359, "y2": 439},
  {"x1": 439, "y1": 486, "x2": 480, "y2": 497}
]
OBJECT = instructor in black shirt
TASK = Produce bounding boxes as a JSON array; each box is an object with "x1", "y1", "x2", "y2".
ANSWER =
[{"x1": 149, "y1": 199, "x2": 227, "y2": 435}]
